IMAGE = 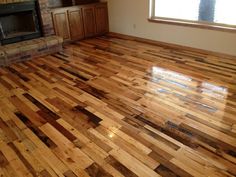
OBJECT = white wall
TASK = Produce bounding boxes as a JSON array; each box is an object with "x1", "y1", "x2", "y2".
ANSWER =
[{"x1": 106, "y1": 0, "x2": 236, "y2": 56}]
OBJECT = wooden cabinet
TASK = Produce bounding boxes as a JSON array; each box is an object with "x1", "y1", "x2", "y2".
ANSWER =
[
  {"x1": 82, "y1": 6, "x2": 96, "y2": 38},
  {"x1": 95, "y1": 3, "x2": 109, "y2": 34},
  {"x1": 68, "y1": 7, "x2": 84, "y2": 40},
  {"x1": 52, "y1": 2, "x2": 108, "y2": 42},
  {"x1": 52, "y1": 8, "x2": 71, "y2": 41}
]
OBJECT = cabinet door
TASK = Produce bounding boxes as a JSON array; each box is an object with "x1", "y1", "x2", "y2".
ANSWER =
[
  {"x1": 82, "y1": 6, "x2": 96, "y2": 38},
  {"x1": 68, "y1": 7, "x2": 85, "y2": 40},
  {"x1": 95, "y1": 3, "x2": 109, "y2": 35},
  {"x1": 52, "y1": 9, "x2": 71, "y2": 41}
]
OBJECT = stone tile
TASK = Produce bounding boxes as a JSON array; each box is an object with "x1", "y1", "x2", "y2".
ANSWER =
[{"x1": 0, "y1": 36, "x2": 63, "y2": 66}]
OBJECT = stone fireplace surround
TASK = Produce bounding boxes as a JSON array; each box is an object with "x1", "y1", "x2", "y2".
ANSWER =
[
  {"x1": 0, "y1": 0, "x2": 56, "y2": 37},
  {"x1": 38, "y1": 0, "x2": 55, "y2": 36},
  {"x1": 0, "y1": 0, "x2": 63, "y2": 66}
]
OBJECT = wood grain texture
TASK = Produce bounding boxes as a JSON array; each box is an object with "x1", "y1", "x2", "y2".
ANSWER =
[{"x1": 0, "y1": 36, "x2": 236, "y2": 177}]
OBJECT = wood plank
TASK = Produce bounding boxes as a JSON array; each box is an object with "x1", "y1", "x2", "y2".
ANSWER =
[{"x1": 0, "y1": 36, "x2": 235, "y2": 177}]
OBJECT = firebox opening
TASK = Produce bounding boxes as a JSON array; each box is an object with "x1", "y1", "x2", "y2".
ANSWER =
[
  {"x1": 0, "y1": 11, "x2": 37, "y2": 39},
  {"x1": 0, "y1": 1, "x2": 42, "y2": 45}
]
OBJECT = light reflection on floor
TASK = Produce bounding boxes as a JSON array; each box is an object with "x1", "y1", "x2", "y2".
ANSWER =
[{"x1": 150, "y1": 66, "x2": 228, "y2": 114}]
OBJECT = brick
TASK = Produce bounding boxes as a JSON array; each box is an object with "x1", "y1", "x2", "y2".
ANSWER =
[{"x1": 0, "y1": 36, "x2": 63, "y2": 66}]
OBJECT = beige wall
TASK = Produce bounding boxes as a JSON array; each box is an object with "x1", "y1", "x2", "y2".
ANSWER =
[{"x1": 106, "y1": 0, "x2": 236, "y2": 56}]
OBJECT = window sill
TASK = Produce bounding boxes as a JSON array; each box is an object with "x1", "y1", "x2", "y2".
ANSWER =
[{"x1": 148, "y1": 18, "x2": 236, "y2": 33}]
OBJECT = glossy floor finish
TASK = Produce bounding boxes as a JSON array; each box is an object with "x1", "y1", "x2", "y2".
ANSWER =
[{"x1": 0, "y1": 36, "x2": 236, "y2": 177}]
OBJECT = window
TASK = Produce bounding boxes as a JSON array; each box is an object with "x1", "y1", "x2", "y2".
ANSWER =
[{"x1": 149, "y1": 0, "x2": 236, "y2": 31}]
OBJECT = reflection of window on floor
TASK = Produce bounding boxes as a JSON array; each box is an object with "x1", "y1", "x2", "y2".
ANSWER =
[
  {"x1": 151, "y1": 67, "x2": 192, "y2": 82},
  {"x1": 151, "y1": 0, "x2": 236, "y2": 26}
]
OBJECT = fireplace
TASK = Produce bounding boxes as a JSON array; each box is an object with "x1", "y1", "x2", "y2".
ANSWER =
[{"x1": 0, "y1": 1, "x2": 42, "y2": 45}]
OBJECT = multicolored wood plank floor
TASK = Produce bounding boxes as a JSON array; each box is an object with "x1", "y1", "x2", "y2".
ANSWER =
[{"x1": 0, "y1": 36, "x2": 236, "y2": 177}]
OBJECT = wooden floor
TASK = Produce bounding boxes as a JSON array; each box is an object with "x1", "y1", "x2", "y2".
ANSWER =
[{"x1": 0, "y1": 36, "x2": 236, "y2": 177}]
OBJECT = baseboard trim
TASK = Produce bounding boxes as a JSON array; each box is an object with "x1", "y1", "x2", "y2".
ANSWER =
[{"x1": 108, "y1": 32, "x2": 236, "y2": 59}]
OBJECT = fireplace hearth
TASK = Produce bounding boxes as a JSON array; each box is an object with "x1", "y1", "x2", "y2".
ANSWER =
[
  {"x1": 0, "y1": 1, "x2": 42, "y2": 45},
  {"x1": 0, "y1": 0, "x2": 63, "y2": 67}
]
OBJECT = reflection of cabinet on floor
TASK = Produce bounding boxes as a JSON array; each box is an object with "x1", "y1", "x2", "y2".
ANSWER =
[{"x1": 52, "y1": 2, "x2": 109, "y2": 42}]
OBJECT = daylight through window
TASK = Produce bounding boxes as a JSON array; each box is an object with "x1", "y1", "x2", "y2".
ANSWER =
[{"x1": 150, "y1": 0, "x2": 236, "y2": 26}]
